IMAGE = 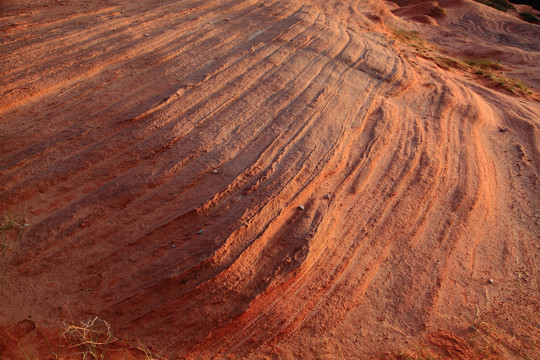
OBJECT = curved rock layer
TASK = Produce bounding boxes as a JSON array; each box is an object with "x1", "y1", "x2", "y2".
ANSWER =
[{"x1": 0, "y1": 0, "x2": 538, "y2": 359}]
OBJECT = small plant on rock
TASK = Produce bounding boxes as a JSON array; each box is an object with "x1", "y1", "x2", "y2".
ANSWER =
[
  {"x1": 63, "y1": 317, "x2": 114, "y2": 360},
  {"x1": 474, "y1": 0, "x2": 516, "y2": 12},
  {"x1": 520, "y1": 12, "x2": 540, "y2": 24},
  {"x1": 429, "y1": 6, "x2": 446, "y2": 17},
  {"x1": 1, "y1": 211, "x2": 28, "y2": 255}
]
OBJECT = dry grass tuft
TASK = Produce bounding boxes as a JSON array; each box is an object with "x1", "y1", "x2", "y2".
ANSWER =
[
  {"x1": 1, "y1": 211, "x2": 28, "y2": 255},
  {"x1": 62, "y1": 316, "x2": 165, "y2": 359},
  {"x1": 63, "y1": 317, "x2": 114, "y2": 360}
]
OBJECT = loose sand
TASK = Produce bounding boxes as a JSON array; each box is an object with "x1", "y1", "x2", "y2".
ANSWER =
[{"x1": 1, "y1": 0, "x2": 539, "y2": 359}]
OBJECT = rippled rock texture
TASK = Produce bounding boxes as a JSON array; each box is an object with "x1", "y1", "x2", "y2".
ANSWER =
[{"x1": 1, "y1": 0, "x2": 539, "y2": 358}]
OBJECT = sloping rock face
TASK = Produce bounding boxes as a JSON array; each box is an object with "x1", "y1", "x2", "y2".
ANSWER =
[{"x1": 0, "y1": 0, "x2": 538, "y2": 359}]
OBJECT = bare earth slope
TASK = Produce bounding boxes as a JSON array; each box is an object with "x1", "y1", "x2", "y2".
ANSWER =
[{"x1": 0, "y1": 0, "x2": 538, "y2": 359}]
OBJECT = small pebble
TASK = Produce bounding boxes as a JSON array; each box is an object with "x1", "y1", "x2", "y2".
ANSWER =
[
  {"x1": 298, "y1": 205, "x2": 305, "y2": 210},
  {"x1": 225, "y1": 18, "x2": 230, "y2": 21},
  {"x1": 197, "y1": 229, "x2": 203, "y2": 235},
  {"x1": 144, "y1": 33, "x2": 149, "y2": 36},
  {"x1": 212, "y1": 169, "x2": 218, "y2": 174},
  {"x1": 488, "y1": 278, "x2": 494, "y2": 284},
  {"x1": 171, "y1": 244, "x2": 176, "y2": 248},
  {"x1": 470, "y1": 325, "x2": 477, "y2": 332},
  {"x1": 324, "y1": 194, "x2": 330, "y2": 199}
]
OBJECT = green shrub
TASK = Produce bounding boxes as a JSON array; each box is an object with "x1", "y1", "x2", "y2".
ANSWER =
[
  {"x1": 462, "y1": 58, "x2": 503, "y2": 70},
  {"x1": 429, "y1": 6, "x2": 446, "y2": 17},
  {"x1": 474, "y1": 0, "x2": 516, "y2": 12},
  {"x1": 393, "y1": 29, "x2": 421, "y2": 42},
  {"x1": 520, "y1": 12, "x2": 540, "y2": 24}
]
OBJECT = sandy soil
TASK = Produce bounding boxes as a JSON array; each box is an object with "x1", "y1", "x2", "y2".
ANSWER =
[{"x1": 0, "y1": 0, "x2": 539, "y2": 359}]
